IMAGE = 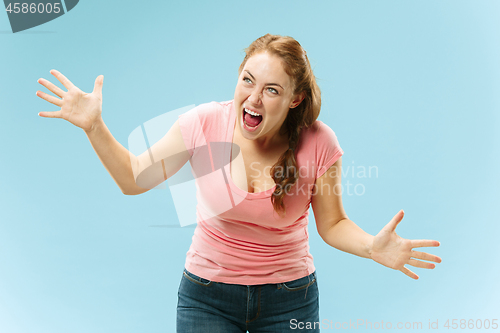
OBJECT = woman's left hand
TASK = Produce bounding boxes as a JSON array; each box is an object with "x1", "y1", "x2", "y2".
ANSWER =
[{"x1": 370, "y1": 210, "x2": 441, "y2": 279}]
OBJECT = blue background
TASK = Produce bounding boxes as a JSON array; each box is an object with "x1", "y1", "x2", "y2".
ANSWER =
[{"x1": 1, "y1": 0, "x2": 499, "y2": 332}]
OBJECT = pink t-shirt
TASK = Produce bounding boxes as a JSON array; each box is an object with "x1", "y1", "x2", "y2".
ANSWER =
[{"x1": 177, "y1": 100, "x2": 343, "y2": 284}]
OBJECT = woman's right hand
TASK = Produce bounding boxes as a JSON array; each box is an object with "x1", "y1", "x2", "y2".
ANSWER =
[{"x1": 37, "y1": 70, "x2": 104, "y2": 133}]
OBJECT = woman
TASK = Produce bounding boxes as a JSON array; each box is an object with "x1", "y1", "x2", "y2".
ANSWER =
[{"x1": 37, "y1": 34, "x2": 441, "y2": 333}]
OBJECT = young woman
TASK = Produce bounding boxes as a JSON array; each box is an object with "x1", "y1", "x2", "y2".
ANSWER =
[{"x1": 37, "y1": 34, "x2": 441, "y2": 333}]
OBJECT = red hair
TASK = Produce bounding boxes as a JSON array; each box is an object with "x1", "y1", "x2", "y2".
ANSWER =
[{"x1": 239, "y1": 34, "x2": 321, "y2": 216}]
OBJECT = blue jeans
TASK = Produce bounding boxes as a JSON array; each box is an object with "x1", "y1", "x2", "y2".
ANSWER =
[{"x1": 176, "y1": 269, "x2": 320, "y2": 332}]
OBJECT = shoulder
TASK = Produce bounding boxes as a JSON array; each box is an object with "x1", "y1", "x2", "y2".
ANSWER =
[
  {"x1": 196, "y1": 100, "x2": 233, "y2": 114},
  {"x1": 299, "y1": 120, "x2": 344, "y2": 179},
  {"x1": 178, "y1": 100, "x2": 233, "y2": 127},
  {"x1": 181, "y1": 100, "x2": 232, "y2": 119},
  {"x1": 300, "y1": 120, "x2": 341, "y2": 145}
]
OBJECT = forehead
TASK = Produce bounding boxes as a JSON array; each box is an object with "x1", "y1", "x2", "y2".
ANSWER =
[{"x1": 242, "y1": 52, "x2": 293, "y2": 88}]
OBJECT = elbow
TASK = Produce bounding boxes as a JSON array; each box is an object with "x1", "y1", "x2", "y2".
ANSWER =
[
  {"x1": 317, "y1": 217, "x2": 347, "y2": 241},
  {"x1": 121, "y1": 189, "x2": 135, "y2": 196},
  {"x1": 122, "y1": 191, "x2": 136, "y2": 196},
  {"x1": 318, "y1": 227, "x2": 333, "y2": 244},
  {"x1": 121, "y1": 186, "x2": 140, "y2": 196},
  {"x1": 121, "y1": 176, "x2": 148, "y2": 195}
]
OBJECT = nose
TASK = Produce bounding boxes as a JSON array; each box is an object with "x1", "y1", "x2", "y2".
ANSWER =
[{"x1": 248, "y1": 88, "x2": 262, "y2": 105}]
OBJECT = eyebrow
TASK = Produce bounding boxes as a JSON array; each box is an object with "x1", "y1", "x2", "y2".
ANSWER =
[{"x1": 245, "y1": 70, "x2": 284, "y2": 90}]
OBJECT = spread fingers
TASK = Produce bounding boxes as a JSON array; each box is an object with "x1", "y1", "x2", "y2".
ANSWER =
[
  {"x1": 50, "y1": 69, "x2": 75, "y2": 90},
  {"x1": 36, "y1": 90, "x2": 63, "y2": 107},
  {"x1": 38, "y1": 78, "x2": 65, "y2": 98},
  {"x1": 411, "y1": 250, "x2": 442, "y2": 263},
  {"x1": 408, "y1": 259, "x2": 436, "y2": 269}
]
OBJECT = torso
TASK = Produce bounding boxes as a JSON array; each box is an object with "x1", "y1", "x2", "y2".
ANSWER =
[{"x1": 230, "y1": 120, "x2": 290, "y2": 194}]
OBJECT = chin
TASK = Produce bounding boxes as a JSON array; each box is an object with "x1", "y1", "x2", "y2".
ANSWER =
[{"x1": 239, "y1": 114, "x2": 261, "y2": 138}]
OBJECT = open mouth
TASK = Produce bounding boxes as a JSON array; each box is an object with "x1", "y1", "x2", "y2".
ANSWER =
[{"x1": 243, "y1": 107, "x2": 263, "y2": 129}]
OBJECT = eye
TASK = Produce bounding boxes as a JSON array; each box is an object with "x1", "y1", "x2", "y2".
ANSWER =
[
  {"x1": 243, "y1": 77, "x2": 252, "y2": 84},
  {"x1": 267, "y1": 87, "x2": 278, "y2": 95}
]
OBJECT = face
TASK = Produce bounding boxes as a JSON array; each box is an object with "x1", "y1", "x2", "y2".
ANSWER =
[{"x1": 234, "y1": 51, "x2": 303, "y2": 146}]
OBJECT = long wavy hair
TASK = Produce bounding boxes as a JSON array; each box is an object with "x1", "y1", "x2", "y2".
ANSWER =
[{"x1": 238, "y1": 34, "x2": 321, "y2": 216}]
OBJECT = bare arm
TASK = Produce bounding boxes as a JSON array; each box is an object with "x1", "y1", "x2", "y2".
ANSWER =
[
  {"x1": 37, "y1": 70, "x2": 190, "y2": 195},
  {"x1": 311, "y1": 157, "x2": 374, "y2": 258},
  {"x1": 311, "y1": 157, "x2": 441, "y2": 279}
]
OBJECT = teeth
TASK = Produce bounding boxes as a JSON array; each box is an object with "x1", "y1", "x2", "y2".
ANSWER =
[{"x1": 244, "y1": 108, "x2": 261, "y2": 117}]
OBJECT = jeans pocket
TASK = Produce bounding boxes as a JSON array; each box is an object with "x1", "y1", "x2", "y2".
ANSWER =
[
  {"x1": 183, "y1": 269, "x2": 213, "y2": 287},
  {"x1": 281, "y1": 272, "x2": 316, "y2": 291}
]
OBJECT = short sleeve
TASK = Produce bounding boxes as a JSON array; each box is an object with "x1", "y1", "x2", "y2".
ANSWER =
[
  {"x1": 177, "y1": 104, "x2": 209, "y2": 157},
  {"x1": 314, "y1": 121, "x2": 344, "y2": 179}
]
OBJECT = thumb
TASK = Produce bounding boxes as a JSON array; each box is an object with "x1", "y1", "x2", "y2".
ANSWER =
[
  {"x1": 93, "y1": 75, "x2": 104, "y2": 97},
  {"x1": 384, "y1": 209, "x2": 404, "y2": 232}
]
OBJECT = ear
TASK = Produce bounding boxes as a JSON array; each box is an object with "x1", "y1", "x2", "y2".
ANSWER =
[{"x1": 290, "y1": 91, "x2": 306, "y2": 109}]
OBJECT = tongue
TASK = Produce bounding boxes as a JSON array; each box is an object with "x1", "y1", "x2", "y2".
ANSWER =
[{"x1": 244, "y1": 112, "x2": 263, "y2": 127}]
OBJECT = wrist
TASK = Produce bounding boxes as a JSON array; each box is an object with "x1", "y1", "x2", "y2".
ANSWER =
[
  {"x1": 85, "y1": 116, "x2": 105, "y2": 135},
  {"x1": 366, "y1": 236, "x2": 374, "y2": 260}
]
